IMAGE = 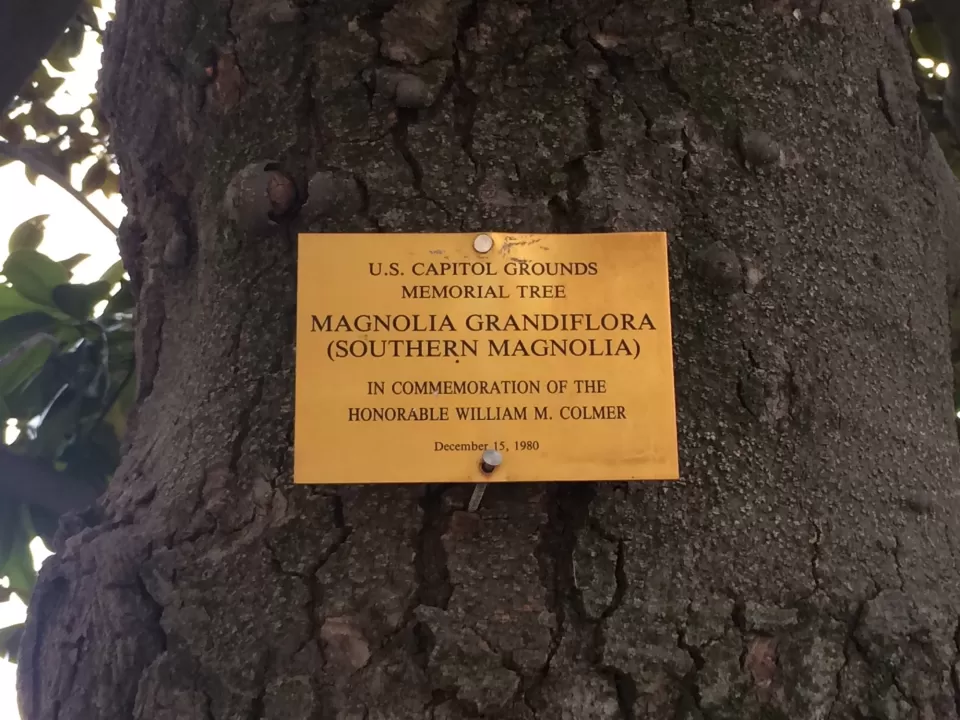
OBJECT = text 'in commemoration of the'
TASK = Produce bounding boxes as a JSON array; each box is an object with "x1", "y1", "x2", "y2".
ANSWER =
[{"x1": 293, "y1": 232, "x2": 679, "y2": 484}]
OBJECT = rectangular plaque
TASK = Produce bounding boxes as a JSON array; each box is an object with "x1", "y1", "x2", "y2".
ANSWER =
[{"x1": 294, "y1": 232, "x2": 678, "y2": 484}]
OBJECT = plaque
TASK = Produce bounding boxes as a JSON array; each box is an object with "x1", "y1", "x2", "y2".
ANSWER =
[{"x1": 294, "y1": 232, "x2": 679, "y2": 484}]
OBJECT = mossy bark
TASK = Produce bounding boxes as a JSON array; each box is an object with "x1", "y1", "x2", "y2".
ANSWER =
[{"x1": 16, "y1": 0, "x2": 960, "y2": 718}]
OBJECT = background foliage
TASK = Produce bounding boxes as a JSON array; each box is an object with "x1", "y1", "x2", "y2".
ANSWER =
[
  {"x1": 0, "y1": 0, "x2": 120, "y2": 199},
  {"x1": 0, "y1": 0, "x2": 130, "y2": 663},
  {"x1": 0, "y1": 221, "x2": 134, "y2": 661}
]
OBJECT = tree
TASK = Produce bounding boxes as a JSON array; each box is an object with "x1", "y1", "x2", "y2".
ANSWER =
[{"x1": 13, "y1": 0, "x2": 960, "y2": 718}]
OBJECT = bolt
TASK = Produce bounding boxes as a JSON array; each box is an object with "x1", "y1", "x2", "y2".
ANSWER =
[
  {"x1": 480, "y1": 449, "x2": 502, "y2": 473},
  {"x1": 473, "y1": 234, "x2": 494, "y2": 253}
]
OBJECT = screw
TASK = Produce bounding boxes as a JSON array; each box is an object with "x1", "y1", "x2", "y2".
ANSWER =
[
  {"x1": 468, "y1": 450, "x2": 503, "y2": 513},
  {"x1": 480, "y1": 449, "x2": 502, "y2": 473},
  {"x1": 473, "y1": 233, "x2": 494, "y2": 253}
]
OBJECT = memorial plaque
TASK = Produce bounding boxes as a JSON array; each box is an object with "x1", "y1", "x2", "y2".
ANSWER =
[{"x1": 294, "y1": 232, "x2": 679, "y2": 484}]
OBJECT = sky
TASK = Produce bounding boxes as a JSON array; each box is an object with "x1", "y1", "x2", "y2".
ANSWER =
[{"x1": 0, "y1": 4, "x2": 124, "y2": 716}]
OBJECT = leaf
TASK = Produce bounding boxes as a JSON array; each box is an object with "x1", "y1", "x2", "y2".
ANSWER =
[
  {"x1": 27, "y1": 104, "x2": 62, "y2": 136},
  {"x1": 2, "y1": 249, "x2": 72, "y2": 307},
  {"x1": 47, "y1": 22, "x2": 86, "y2": 73},
  {"x1": 30, "y1": 385, "x2": 83, "y2": 460},
  {"x1": 0, "y1": 286, "x2": 60, "y2": 323},
  {"x1": 0, "y1": 337, "x2": 57, "y2": 397},
  {"x1": 3, "y1": 548, "x2": 36, "y2": 604},
  {"x1": 67, "y1": 132, "x2": 95, "y2": 160},
  {"x1": 80, "y1": 159, "x2": 108, "y2": 195},
  {"x1": 77, "y1": 2, "x2": 100, "y2": 30},
  {"x1": 0, "y1": 504, "x2": 19, "y2": 578},
  {"x1": 60, "y1": 253, "x2": 91, "y2": 272},
  {"x1": 911, "y1": 24, "x2": 946, "y2": 63},
  {"x1": 103, "y1": 284, "x2": 135, "y2": 316},
  {"x1": 0, "y1": 624, "x2": 24, "y2": 663},
  {"x1": 1, "y1": 508, "x2": 37, "y2": 603},
  {"x1": 4, "y1": 369, "x2": 66, "y2": 423},
  {"x1": 28, "y1": 66, "x2": 65, "y2": 99},
  {"x1": 52, "y1": 281, "x2": 114, "y2": 320},
  {"x1": 28, "y1": 506, "x2": 58, "y2": 550},
  {"x1": 99, "y1": 260, "x2": 126, "y2": 288},
  {"x1": 103, "y1": 372, "x2": 135, "y2": 438},
  {"x1": 101, "y1": 171, "x2": 120, "y2": 197},
  {"x1": 0, "y1": 504, "x2": 34, "y2": 605},
  {"x1": 8, "y1": 214, "x2": 49, "y2": 253},
  {"x1": 0, "y1": 312, "x2": 62, "y2": 356},
  {"x1": 0, "y1": 119, "x2": 25, "y2": 145}
]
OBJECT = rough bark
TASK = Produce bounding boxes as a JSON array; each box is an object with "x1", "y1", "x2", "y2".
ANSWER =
[{"x1": 16, "y1": 0, "x2": 960, "y2": 719}]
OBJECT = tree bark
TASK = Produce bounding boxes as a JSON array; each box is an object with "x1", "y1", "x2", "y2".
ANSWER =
[{"x1": 16, "y1": 0, "x2": 960, "y2": 718}]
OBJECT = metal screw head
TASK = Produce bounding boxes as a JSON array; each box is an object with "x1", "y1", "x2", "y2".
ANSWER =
[
  {"x1": 481, "y1": 449, "x2": 503, "y2": 468},
  {"x1": 473, "y1": 233, "x2": 494, "y2": 253}
]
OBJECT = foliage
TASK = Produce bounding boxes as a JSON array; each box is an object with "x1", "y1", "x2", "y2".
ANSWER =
[
  {"x1": 901, "y1": 0, "x2": 960, "y2": 173},
  {"x1": 0, "y1": 0, "x2": 119, "y2": 199},
  {"x1": 899, "y1": 0, "x2": 960, "y2": 412},
  {"x1": 0, "y1": 218, "x2": 135, "y2": 662}
]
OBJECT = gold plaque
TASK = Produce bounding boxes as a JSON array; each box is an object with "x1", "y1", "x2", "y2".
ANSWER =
[{"x1": 294, "y1": 232, "x2": 679, "y2": 484}]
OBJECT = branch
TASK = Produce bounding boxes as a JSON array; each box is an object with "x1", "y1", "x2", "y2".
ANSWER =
[
  {"x1": 0, "y1": 141, "x2": 118, "y2": 237},
  {"x1": 0, "y1": 446, "x2": 100, "y2": 516}
]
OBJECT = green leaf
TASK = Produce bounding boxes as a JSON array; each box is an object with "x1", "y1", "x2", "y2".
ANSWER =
[
  {"x1": 27, "y1": 104, "x2": 62, "y2": 136},
  {"x1": 99, "y1": 260, "x2": 126, "y2": 288},
  {"x1": 0, "y1": 337, "x2": 57, "y2": 397},
  {"x1": 0, "y1": 312, "x2": 62, "y2": 356},
  {"x1": 101, "y1": 171, "x2": 120, "y2": 198},
  {"x1": 0, "y1": 624, "x2": 24, "y2": 663},
  {"x1": 103, "y1": 371, "x2": 135, "y2": 438},
  {"x1": 30, "y1": 385, "x2": 83, "y2": 460},
  {"x1": 0, "y1": 119, "x2": 25, "y2": 145},
  {"x1": 0, "y1": 504, "x2": 19, "y2": 576},
  {"x1": 52, "y1": 281, "x2": 114, "y2": 320},
  {"x1": 102, "y1": 282, "x2": 134, "y2": 317},
  {"x1": 3, "y1": 547, "x2": 36, "y2": 603},
  {"x1": 911, "y1": 24, "x2": 946, "y2": 63},
  {"x1": 81, "y1": 160, "x2": 108, "y2": 195},
  {"x1": 60, "y1": 253, "x2": 91, "y2": 272},
  {"x1": 2, "y1": 249, "x2": 72, "y2": 307},
  {"x1": 8, "y1": 214, "x2": 49, "y2": 253},
  {"x1": 47, "y1": 22, "x2": 86, "y2": 73},
  {"x1": 78, "y1": 2, "x2": 100, "y2": 30},
  {"x1": 0, "y1": 286, "x2": 59, "y2": 323},
  {"x1": 28, "y1": 507, "x2": 57, "y2": 550},
  {"x1": 28, "y1": 66, "x2": 65, "y2": 99},
  {"x1": 4, "y1": 369, "x2": 66, "y2": 423},
  {"x1": 0, "y1": 504, "x2": 34, "y2": 602}
]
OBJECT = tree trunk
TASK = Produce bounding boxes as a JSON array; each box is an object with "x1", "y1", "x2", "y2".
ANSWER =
[{"x1": 16, "y1": 0, "x2": 960, "y2": 718}]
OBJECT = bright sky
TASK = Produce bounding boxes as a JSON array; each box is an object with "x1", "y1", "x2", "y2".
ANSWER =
[{"x1": 0, "y1": 4, "x2": 123, "y2": 716}]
